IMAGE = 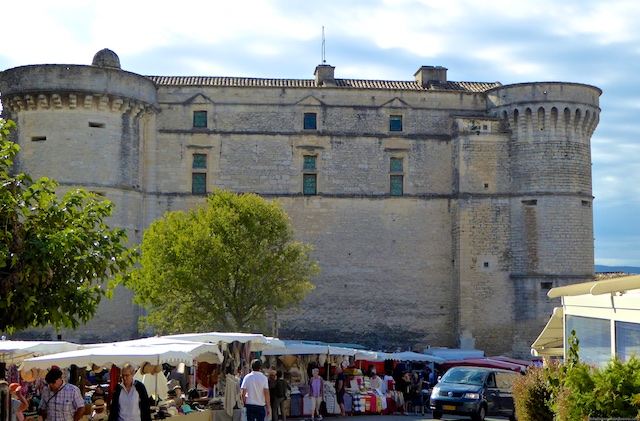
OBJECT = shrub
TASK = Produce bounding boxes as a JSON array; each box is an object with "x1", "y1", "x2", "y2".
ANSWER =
[{"x1": 513, "y1": 365, "x2": 554, "y2": 421}]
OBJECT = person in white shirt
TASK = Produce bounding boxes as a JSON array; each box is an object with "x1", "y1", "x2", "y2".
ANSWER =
[
  {"x1": 369, "y1": 370, "x2": 382, "y2": 392},
  {"x1": 241, "y1": 360, "x2": 271, "y2": 421}
]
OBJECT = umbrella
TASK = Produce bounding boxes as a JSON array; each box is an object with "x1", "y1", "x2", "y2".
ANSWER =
[
  {"x1": 21, "y1": 341, "x2": 223, "y2": 371},
  {"x1": 134, "y1": 368, "x2": 169, "y2": 401},
  {"x1": 385, "y1": 351, "x2": 446, "y2": 364},
  {"x1": 0, "y1": 339, "x2": 80, "y2": 364}
]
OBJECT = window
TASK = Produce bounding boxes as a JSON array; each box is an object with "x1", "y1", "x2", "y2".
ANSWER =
[
  {"x1": 192, "y1": 154, "x2": 207, "y2": 194},
  {"x1": 31, "y1": 136, "x2": 46, "y2": 142},
  {"x1": 89, "y1": 122, "x2": 105, "y2": 128},
  {"x1": 303, "y1": 155, "x2": 317, "y2": 170},
  {"x1": 302, "y1": 155, "x2": 317, "y2": 195},
  {"x1": 193, "y1": 154, "x2": 207, "y2": 169},
  {"x1": 303, "y1": 174, "x2": 317, "y2": 195},
  {"x1": 192, "y1": 173, "x2": 206, "y2": 194},
  {"x1": 304, "y1": 113, "x2": 317, "y2": 130},
  {"x1": 193, "y1": 111, "x2": 207, "y2": 128},
  {"x1": 390, "y1": 157, "x2": 404, "y2": 196},
  {"x1": 390, "y1": 115, "x2": 403, "y2": 132},
  {"x1": 566, "y1": 315, "x2": 611, "y2": 367}
]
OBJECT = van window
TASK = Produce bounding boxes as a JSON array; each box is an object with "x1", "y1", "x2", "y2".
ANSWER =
[
  {"x1": 486, "y1": 372, "x2": 496, "y2": 388},
  {"x1": 495, "y1": 372, "x2": 516, "y2": 390}
]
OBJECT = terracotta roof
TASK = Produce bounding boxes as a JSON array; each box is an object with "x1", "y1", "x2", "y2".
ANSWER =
[{"x1": 146, "y1": 76, "x2": 500, "y2": 93}]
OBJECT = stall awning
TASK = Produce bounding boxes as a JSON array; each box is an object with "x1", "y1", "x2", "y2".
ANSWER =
[{"x1": 531, "y1": 307, "x2": 564, "y2": 357}]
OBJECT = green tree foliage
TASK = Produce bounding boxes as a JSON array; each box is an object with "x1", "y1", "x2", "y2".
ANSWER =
[
  {"x1": 126, "y1": 189, "x2": 319, "y2": 333},
  {"x1": 0, "y1": 119, "x2": 135, "y2": 332},
  {"x1": 514, "y1": 330, "x2": 640, "y2": 420}
]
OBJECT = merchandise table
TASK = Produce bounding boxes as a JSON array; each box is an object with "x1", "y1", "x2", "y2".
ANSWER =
[{"x1": 211, "y1": 409, "x2": 242, "y2": 421}]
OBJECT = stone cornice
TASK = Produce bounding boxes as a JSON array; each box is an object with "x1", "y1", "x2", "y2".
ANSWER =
[{"x1": 5, "y1": 92, "x2": 158, "y2": 115}]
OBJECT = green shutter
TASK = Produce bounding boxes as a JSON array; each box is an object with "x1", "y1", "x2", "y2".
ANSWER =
[
  {"x1": 303, "y1": 156, "x2": 317, "y2": 170},
  {"x1": 193, "y1": 111, "x2": 207, "y2": 128},
  {"x1": 304, "y1": 113, "x2": 317, "y2": 130},
  {"x1": 390, "y1": 157, "x2": 403, "y2": 172},
  {"x1": 192, "y1": 173, "x2": 206, "y2": 194},
  {"x1": 390, "y1": 175, "x2": 403, "y2": 196},
  {"x1": 303, "y1": 174, "x2": 317, "y2": 195},
  {"x1": 390, "y1": 115, "x2": 403, "y2": 131},
  {"x1": 193, "y1": 154, "x2": 207, "y2": 169}
]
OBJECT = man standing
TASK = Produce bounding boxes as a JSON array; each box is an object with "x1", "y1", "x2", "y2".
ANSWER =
[
  {"x1": 39, "y1": 368, "x2": 85, "y2": 421},
  {"x1": 108, "y1": 364, "x2": 152, "y2": 421},
  {"x1": 241, "y1": 359, "x2": 271, "y2": 421}
]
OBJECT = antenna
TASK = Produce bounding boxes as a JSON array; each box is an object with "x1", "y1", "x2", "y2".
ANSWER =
[{"x1": 322, "y1": 26, "x2": 326, "y2": 64}]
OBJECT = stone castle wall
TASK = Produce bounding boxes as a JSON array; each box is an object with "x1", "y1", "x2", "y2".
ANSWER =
[{"x1": 0, "y1": 54, "x2": 601, "y2": 357}]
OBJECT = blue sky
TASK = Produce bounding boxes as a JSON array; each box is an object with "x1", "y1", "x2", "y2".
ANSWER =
[{"x1": 1, "y1": 0, "x2": 639, "y2": 266}]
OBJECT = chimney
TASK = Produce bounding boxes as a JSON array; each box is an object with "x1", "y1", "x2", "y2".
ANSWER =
[
  {"x1": 314, "y1": 64, "x2": 335, "y2": 86},
  {"x1": 414, "y1": 66, "x2": 448, "y2": 88}
]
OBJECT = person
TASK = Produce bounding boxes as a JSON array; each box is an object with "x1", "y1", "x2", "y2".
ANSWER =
[
  {"x1": 108, "y1": 364, "x2": 152, "y2": 421},
  {"x1": 91, "y1": 399, "x2": 108, "y2": 421},
  {"x1": 395, "y1": 372, "x2": 411, "y2": 415},
  {"x1": 167, "y1": 385, "x2": 183, "y2": 407},
  {"x1": 268, "y1": 370, "x2": 277, "y2": 419},
  {"x1": 240, "y1": 359, "x2": 271, "y2": 421},
  {"x1": 410, "y1": 371, "x2": 424, "y2": 415},
  {"x1": 39, "y1": 368, "x2": 85, "y2": 421},
  {"x1": 382, "y1": 370, "x2": 394, "y2": 394},
  {"x1": 3, "y1": 381, "x2": 29, "y2": 421},
  {"x1": 369, "y1": 370, "x2": 382, "y2": 393},
  {"x1": 308, "y1": 368, "x2": 324, "y2": 421},
  {"x1": 271, "y1": 371, "x2": 290, "y2": 421},
  {"x1": 92, "y1": 386, "x2": 106, "y2": 403},
  {"x1": 334, "y1": 362, "x2": 347, "y2": 417}
]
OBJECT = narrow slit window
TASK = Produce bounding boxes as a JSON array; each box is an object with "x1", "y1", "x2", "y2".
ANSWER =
[
  {"x1": 522, "y1": 199, "x2": 537, "y2": 206},
  {"x1": 89, "y1": 122, "x2": 105, "y2": 128},
  {"x1": 32, "y1": 136, "x2": 47, "y2": 142}
]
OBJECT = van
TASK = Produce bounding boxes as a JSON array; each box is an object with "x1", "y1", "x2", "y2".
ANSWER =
[{"x1": 429, "y1": 366, "x2": 518, "y2": 421}]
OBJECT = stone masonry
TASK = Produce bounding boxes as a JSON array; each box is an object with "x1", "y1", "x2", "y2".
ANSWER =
[{"x1": 0, "y1": 50, "x2": 601, "y2": 357}]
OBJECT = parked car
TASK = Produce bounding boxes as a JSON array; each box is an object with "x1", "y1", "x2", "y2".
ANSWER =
[{"x1": 429, "y1": 366, "x2": 518, "y2": 421}]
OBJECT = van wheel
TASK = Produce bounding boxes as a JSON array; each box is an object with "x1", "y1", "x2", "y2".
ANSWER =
[
  {"x1": 432, "y1": 410, "x2": 442, "y2": 419},
  {"x1": 471, "y1": 405, "x2": 486, "y2": 421}
]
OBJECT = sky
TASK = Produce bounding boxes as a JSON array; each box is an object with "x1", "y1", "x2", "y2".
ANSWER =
[{"x1": 0, "y1": 0, "x2": 638, "y2": 267}]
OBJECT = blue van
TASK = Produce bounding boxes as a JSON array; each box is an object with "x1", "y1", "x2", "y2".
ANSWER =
[{"x1": 429, "y1": 366, "x2": 518, "y2": 421}]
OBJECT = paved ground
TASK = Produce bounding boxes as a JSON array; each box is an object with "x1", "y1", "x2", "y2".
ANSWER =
[{"x1": 289, "y1": 414, "x2": 510, "y2": 421}]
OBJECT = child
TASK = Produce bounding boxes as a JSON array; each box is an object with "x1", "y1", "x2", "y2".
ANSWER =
[
  {"x1": 8, "y1": 382, "x2": 29, "y2": 421},
  {"x1": 91, "y1": 399, "x2": 108, "y2": 421}
]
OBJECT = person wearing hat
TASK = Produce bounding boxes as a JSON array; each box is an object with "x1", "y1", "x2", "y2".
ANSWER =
[
  {"x1": 108, "y1": 364, "x2": 151, "y2": 421},
  {"x1": 91, "y1": 399, "x2": 108, "y2": 421},
  {"x1": 334, "y1": 362, "x2": 348, "y2": 417},
  {"x1": 39, "y1": 368, "x2": 86, "y2": 421},
  {"x1": 1, "y1": 381, "x2": 29, "y2": 421}
]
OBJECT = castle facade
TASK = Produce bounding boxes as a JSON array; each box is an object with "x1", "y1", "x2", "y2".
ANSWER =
[{"x1": 0, "y1": 50, "x2": 600, "y2": 357}]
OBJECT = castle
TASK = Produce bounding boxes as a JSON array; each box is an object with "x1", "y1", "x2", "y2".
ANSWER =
[{"x1": 0, "y1": 49, "x2": 600, "y2": 357}]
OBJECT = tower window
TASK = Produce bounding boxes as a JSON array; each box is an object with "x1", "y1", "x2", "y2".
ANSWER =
[
  {"x1": 89, "y1": 122, "x2": 105, "y2": 128},
  {"x1": 31, "y1": 136, "x2": 47, "y2": 142},
  {"x1": 193, "y1": 111, "x2": 207, "y2": 128},
  {"x1": 303, "y1": 155, "x2": 317, "y2": 170},
  {"x1": 303, "y1": 113, "x2": 317, "y2": 130},
  {"x1": 390, "y1": 115, "x2": 403, "y2": 132}
]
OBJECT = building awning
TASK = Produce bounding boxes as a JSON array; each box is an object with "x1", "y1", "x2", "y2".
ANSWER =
[
  {"x1": 547, "y1": 274, "x2": 640, "y2": 298},
  {"x1": 531, "y1": 307, "x2": 564, "y2": 357}
]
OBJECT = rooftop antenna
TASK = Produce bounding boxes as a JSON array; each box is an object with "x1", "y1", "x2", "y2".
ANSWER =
[{"x1": 322, "y1": 26, "x2": 326, "y2": 64}]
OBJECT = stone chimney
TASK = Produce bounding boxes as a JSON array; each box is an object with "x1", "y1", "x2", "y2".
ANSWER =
[
  {"x1": 414, "y1": 66, "x2": 448, "y2": 88},
  {"x1": 314, "y1": 64, "x2": 336, "y2": 86}
]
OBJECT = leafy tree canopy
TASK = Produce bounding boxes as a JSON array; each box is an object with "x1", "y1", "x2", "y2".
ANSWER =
[
  {"x1": 126, "y1": 189, "x2": 319, "y2": 333},
  {"x1": 0, "y1": 119, "x2": 136, "y2": 332}
]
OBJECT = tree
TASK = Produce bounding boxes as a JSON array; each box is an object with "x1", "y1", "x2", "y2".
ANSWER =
[
  {"x1": 126, "y1": 189, "x2": 319, "y2": 333},
  {"x1": 0, "y1": 119, "x2": 136, "y2": 333}
]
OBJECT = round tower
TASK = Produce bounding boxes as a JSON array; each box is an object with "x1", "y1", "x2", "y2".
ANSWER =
[
  {"x1": 0, "y1": 49, "x2": 158, "y2": 341},
  {"x1": 487, "y1": 82, "x2": 601, "y2": 353}
]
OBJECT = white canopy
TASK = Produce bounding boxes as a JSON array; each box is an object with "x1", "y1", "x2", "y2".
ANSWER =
[
  {"x1": 22, "y1": 341, "x2": 223, "y2": 371},
  {"x1": 262, "y1": 343, "x2": 357, "y2": 356},
  {"x1": 0, "y1": 339, "x2": 80, "y2": 364},
  {"x1": 161, "y1": 332, "x2": 285, "y2": 351},
  {"x1": 384, "y1": 351, "x2": 445, "y2": 364}
]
